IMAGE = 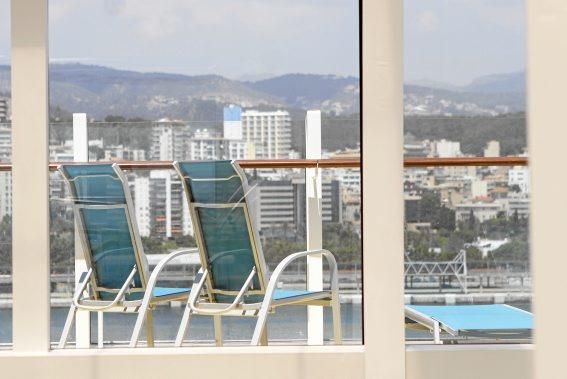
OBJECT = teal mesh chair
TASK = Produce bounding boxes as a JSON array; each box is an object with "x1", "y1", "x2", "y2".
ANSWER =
[
  {"x1": 169, "y1": 160, "x2": 342, "y2": 346},
  {"x1": 57, "y1": 163, "x2": 195, "y2": 348}
]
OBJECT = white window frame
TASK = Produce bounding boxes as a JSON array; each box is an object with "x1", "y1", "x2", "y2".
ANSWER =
[{"x1": 4, "y1": 0, "x2": 559, "y2": 378}]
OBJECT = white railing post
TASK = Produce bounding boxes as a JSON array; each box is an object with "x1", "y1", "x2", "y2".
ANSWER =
[
  {"x1": 305, "y1": 110, "x2": 324, "y2": 345},
  {"x1": 72, "y1": 113, "x2": 90, "y2": 348}
]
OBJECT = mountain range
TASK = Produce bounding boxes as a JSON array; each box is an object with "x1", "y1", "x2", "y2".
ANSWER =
[
  {"x1": 0, "y1": 64, "x2": 525, "y2": 120},
  {"x1": 404, "y1": 72, "x2": 525, "y2": 116}
]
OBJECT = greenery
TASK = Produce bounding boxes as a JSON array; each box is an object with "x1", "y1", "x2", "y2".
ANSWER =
[
  {"x1": 404, "y1": 113, "x2": 527, "y2": 156},
  {"x1": 0, "y1": 216, "x2": 11, "y2": 274},
  {"x1": 406, "y1": 205, "x2": 529, "y2": 265},
  {"x1": 50, "y1": 116, "x2": 154, "y2": 153},
  {"x1": 262, "y1": 223, "x2": 361, "y2": 266},
  {"x1": 407, "y1": 191, "x2": 456, "y2": 231}
]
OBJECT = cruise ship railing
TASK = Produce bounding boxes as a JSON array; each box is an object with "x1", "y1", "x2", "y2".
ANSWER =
[{"x1": 0, "y1": 155, "x2": 530, "y2": 171}]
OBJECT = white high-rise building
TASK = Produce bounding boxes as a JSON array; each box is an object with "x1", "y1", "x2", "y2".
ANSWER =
[
  {"x1": 188, "y1": 128, "x2": 251, "y2": 161},
  {"x1": 0, "y1": 98, "x2": 9, "y2": 122},
  {"x1": 149, "y1": 171, "x2": 191, "y2": 238},
  {"x1": 0, "y1": 124, "x2": 11, "y2": 162},
  {"x1": 188, "y1": 129, "x2": 251, "y2": 161},
  {"x1": 131, "y1": 176, "x2": 151, "y2": 237},
  {"x1": 242, "y1": 110, "x2": 292, "y2": 159},
  {"x1": 150, "y1": 119, "x2": 191, "y2": 161}
]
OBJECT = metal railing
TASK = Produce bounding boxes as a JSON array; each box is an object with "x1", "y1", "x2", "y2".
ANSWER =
[{"x1": 0, "y1": 155, "x2": 529, "y2": 171}]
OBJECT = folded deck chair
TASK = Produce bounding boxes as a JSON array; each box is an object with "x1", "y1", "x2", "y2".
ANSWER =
[
  {"x1": 405, "y1": 304, "x2": 533, "y2": 344},
  {"x1": 57, "y1": 163, "x2": 195, "y2": 348},
  {"x1": 144, "y1": 160, "x2": 341, "y2": 346}
]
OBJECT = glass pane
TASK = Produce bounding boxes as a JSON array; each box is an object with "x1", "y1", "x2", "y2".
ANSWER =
[
  {"x1": 322, "y1": 168, "x2": 362, "y2": 342},
  {"x1": 404, "y1": 0, "x2": 530, "y2": 344},
  {"x1": 0, "y1": 0, "x2": 11, "y2": 349},
  {"x1": 49, "y1": 1, "x2": 360, "y2": 348}
]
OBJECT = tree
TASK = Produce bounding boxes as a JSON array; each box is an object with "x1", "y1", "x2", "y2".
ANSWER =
[
  {"x1": 491, "y1": 240, "x2": 529, "y2": 262},
  {"x1": 0, "y1": 215, "x2": 11, "y2": 272},
  {"x1": 468, "y1": 209, "x2": 476, "y2": 230}
]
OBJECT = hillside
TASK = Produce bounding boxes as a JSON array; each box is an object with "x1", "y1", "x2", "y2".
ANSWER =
[
  {"x1": 0, "y1": 64, "x2": 361, "y2": 120},
  {"x1": 0, "y1": 64, "x2": 527, "y2": 121},
  {"x1": 249, "y1": 74, "x2": 360, "y2": 115}
]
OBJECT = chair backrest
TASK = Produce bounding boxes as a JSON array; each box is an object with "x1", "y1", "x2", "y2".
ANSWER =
[
  {"x1": 59, "y1": 164, "x2": 148, "y2": 300},
  {"x1": 174, "y1": 160, "x2": 268, "y2": 302}
]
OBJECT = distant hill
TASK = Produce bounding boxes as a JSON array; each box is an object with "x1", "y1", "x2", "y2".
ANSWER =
[
  {"x1": 248, "y1": 74, "x2": 360, "y2": 115},
  {"x1": 47, "y1": 64, "x2": 287, "y2": 120},
  {"x1": 407, "y1": 72, "x2": 525, "y2": 94},
  {"x1": 404, "y1": 71, "x2": 525, "y2": 116},
  {"x1": 0, "y1": 64, "x2": 361, "y2": 120},
  {"x1": 463, "y1": 72, "x2": 525, "y2": 94},
  {"x1": 0, "y1": 64, "x2": 526, "y2": 119}
]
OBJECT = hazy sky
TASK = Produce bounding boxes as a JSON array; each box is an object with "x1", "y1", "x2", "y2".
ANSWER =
[
  {"x1": 0, "y1": 0, "x2": 525, "y2": 84},
  {"x1": 404, "y1": 0, "x2": 526, "y2": 85}
]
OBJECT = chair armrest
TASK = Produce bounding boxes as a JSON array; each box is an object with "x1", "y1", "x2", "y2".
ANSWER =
[
  {"x1": 145, "y1": 248, "x2": 199, "y2": 297},
  {"x1": 267, "y1": 249, "x2": 339, "y2": 301}
]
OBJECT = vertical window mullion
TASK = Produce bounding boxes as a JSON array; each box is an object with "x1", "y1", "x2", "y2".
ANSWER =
[{"x1": 11, "y1": 0, "x2": 50, "y2": 352}]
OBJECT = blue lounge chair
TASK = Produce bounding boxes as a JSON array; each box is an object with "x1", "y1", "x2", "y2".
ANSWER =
[
  {"x1": 57, "y1": 163, "x2": 195, "y2": 348},
  {"x1": 405, "y1": 304, "x2": 533, "y2": 343},
  {"x1": 141, "y1": 160, "x2": 341, "y2": 346}
]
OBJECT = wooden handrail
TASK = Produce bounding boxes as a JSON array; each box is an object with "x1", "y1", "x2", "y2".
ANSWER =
[
  {"x1": 0, "y1": 156, "x2": 528, "y2": 172},
  {"x1": 404, "y1": 156, "x2": 528, "y2": 167}
]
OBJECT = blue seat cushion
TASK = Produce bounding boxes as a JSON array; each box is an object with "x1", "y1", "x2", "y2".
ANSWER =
[
  {"x1": 407, "y1": 304, "x2": 533, "y2": 332},
  {"x1": 273, "y1": 289, "x2": 327, "y2": 301},
  {"x1": 98, "y1": 287, "x2": 190, "y2": 301},
  {"x1": 153, "y1": 287, "x2": 190, "y2": 298},
  {"x1": 215, "y1": 289, "x2": 329, "y2": 303}
]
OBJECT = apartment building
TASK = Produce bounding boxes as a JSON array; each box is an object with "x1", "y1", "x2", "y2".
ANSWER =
[
  {"x1": 250, "y1": 177, "x2": 342, "y2": 237},
  {"x1": 508, "y1": 166, "x2": 530, "y2": 194},
  {"x1": 188, "y1": 128, "x2": 250, "y2": 161},
  {"x1": 0, "y1": 98, "x2": 8, "y2": 122},
  {"x1": 242, "y1": 110, "x2": 292, "y2": 159},
  {"x1": 148, "y1": 171, "x2": 190, "y2": 238},
  {"x1": 104, "y1": 145, "x2": 146, "y2": 161},
  {"x1": 455, "y1": 202, "x2": 503, "y2": 223},
  {"x1": 150, "y1": 119, "x2": 191, "y2": 161},
  {"x1": 130, "y1": 176, "x2": 151, "y2": 237}
]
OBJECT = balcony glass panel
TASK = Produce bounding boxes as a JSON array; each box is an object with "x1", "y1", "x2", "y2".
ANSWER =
[{"x1": 49, "y1": 163, "x2": 361, "y2": 346}]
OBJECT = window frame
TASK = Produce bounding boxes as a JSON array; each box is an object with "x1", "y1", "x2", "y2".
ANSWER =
[{"x1": 4, "y1": 0, "x2": 552, "y2": 378}]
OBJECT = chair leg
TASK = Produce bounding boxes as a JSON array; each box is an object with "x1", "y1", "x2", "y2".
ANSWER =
[
  {"x1": 251, "y1": 306, "x2": 270, "y2": 345},
  {"x1": 129, "y1": 296, "x2": 154, "y2": 348},
  {"x1": 146, "y1": 309, "x2": 155, "y2": 347},
  {"x1": 213, "y1": 315, "x2": 223, "y2": 346},
  {"x1": 259, "y1": 325, "x2": 268, "y2": 346},
  {"x1": 175, "y1": 305, "x2": 192, "y2": 347},
  {"x1": 57, "y1": 304, "x2": 77, "y2": 349},
  {"x1": 331, "y1": 296, "x2": 342, "y2": 345}
]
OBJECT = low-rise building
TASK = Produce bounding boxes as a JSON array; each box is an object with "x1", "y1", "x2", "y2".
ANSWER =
[
  {"x1": 508, "y1": 166, "x2": 530, "y2": 194},
  {"x1": 455, "y1": 202, "x2": 503, "y2": 223},
  {"x1": 104, "y1": 145, "x2": 146, "y2": 161}
]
